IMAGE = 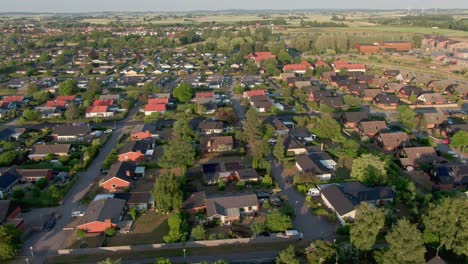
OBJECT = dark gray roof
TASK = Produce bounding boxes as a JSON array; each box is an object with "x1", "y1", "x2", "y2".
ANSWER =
[
  {"x1": 113, "y1": 192, "x2": 152, "y2": 205},
  {"x1": 0, "y1": 167, "x2": 21, "y2": 191},
  {"x1": 206, "y1": 192, "x2": 258, "y2": 218},
  {"x1": 51, "y1": 125, "x2": 90, "y2": 136},
  {"x1": 103, "y1": 162, "x2": 137, "y2": 183},
  {"x1": 321, "y1": 185, "x2": 355, "y2": 215},
  {"x1": 0, "y1": 200, "x2": 19, "y2": 220},
  {"x1": 182, "y1": 191, "x2": 206, "y2": 210},
  {"x1": 119, "y1": 140, "x2": 152, "y2": 154},
  {"x1": 79, "y1": 198, "x2": 126, "y2": 225},
  {"x1": 342, "y1": 111, "x2": 369, "y2": 123}
]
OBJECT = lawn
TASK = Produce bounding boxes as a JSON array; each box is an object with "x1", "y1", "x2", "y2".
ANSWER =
[{"x1": 105, "y1": 212, "x2": 170, "y2": 246}]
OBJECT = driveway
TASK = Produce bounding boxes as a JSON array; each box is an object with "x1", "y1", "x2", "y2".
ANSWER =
[
  {"x1": 270, "y1": 159, "x2": 337, "y2": 240},
  {"x1": 20, "y1": 105, "x2": 141, "y2": 262}
]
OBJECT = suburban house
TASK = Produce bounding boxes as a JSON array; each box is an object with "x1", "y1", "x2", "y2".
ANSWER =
[
  {"x1": 0, "y1": 200, "x2": 24, "y2": 230},
  {"x1": 0, "y1": 166, "x2": 21, "y2": 198},
  {"x1": 245, "y1": 52, "x2": 276, "y2": 65},
  {"x1": 283, "y1": 61, "x2": 313, "y2": 74},
  {"x1": 243, "y1": 89, "x2": 266, "y2": 98},
  {"x1": 319, "y1": 182, "x2": 394, "y2": 225},
  {"x1": 373, "y1": 93, "x2": 400, "y2": 107},
  {"x1": 200, "y1": 136, "x2": 234, "y2": 153},
  {"x1": 113, "y1": 192, "x2": 154, "y2": 212},
  {"x1": 28, "y1": 144, "x2": 71, "y2": 161},
  {"x1": 182, "y1": 191, "x2": 207, "y2": 214},
  {"x1": 398, "y1": 147, "x2": 438, "y2": 169},
  {"x1": 357, "y1": 121, "x2": 388, "y2": 138},
  {"x1": 417, "y1": 93, "x2": 446, "y2": 105},
  {"x1": 376, "y1": 132, "x2": 410, "y2": 151},
  {"x1": 51, "y1": 125, "x2": 91, "y2": 142},
  {"x1": 56, "y1": 95, "x2": 76, "y2": 102},
  {"x1": 130, "y1": 131, "x2": 156, "y2": 141},
  {"x1": 100, "y1": 162, "x2": 145, "y2": 192},
  {"x1": 86, "y1": 106, "x2": 114, "y2": 118},
  {"x1": 18, "y1": 169, "x2": 54, "y2": 182},
  {"x1": 144, "y1": 104, "x2": 166, "y2": 115},
  {"x1": 250, "y1": 95, "x2": 273, "y2": 112},
  {"x1": 77, "y1": 197, "x2": 127, "y2": 233},
  {"x1": 205, "y1": 192, "x2": 259, "y2": 224},
  {"x1": 341, "y1": 112, "x2": 369, "y2": 128},
  {"x1": 118, "y1": 140, "x2": 154, "y2": 162},
  {"x1": 282, "y1": 135, "x2": 307, "y2": 155},
  {"x1": 398, "y1": 86, "x2": 423, "y2": 98},
  {"x1": 198, "y1": 120, "x2": 224, "y2": 135},
  {"x1": 332, "y1": 61, "x2": 366, "y2": 73},
  {"x1": 295, "y1": 154, "x2": 333, "y2": 181},
  {"x1": 201, "y1": 161, "x2": 258, "y2": 185},
  {"x1": 422, "y1": 112, "x2": 447, "y2": 129},
  {"x1": 430, "y1": 163, "x2": 468, "y2": 191},
  {"x1": 271, "y1": 117, "x2": 290, "y2": 136}
]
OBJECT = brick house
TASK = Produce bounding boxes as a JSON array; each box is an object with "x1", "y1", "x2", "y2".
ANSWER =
[
  {"x1": 100, "y1": 162, "x2": 144, "y2": 192},
  {"x1": 18, "y1": 169, "x2": 54, "y2": 182},
  {"x1": 398, "y1": 147, "x2": 438, "y2": 168},
  {"x1": 0, "y1": 200, "x2": 24, "y2": 230},
  {"x1": 201, "y1": 136, "x2": 234, "y2": 153},
  {"x1": 77, "y1": 197, "x2": 126, "y2": 233},
  {"x1": 28, "y1": 144, "x2": 71, "y2": 161},
  {"x1": 357, "y1": 121, "x2": 388, "y2": 138},
  {"x1": 341, "y1": 112, "x2": 369, "y2": 128},
  {"x1": 205, "y1": 192, "x2": 259, "y2": 224},
  {"x1": 144, "y1": 104, "x2": 166, "y2": 115},
  {"x1": 86, "y1": 106, "x2": 114, "y2": 118},
  {"x1": 182, "y1": 191, "x2": 207, "y2": 214},
  {"x1": 51, "y1": 125, "x2": 91, "y2": 142},
  {"x1": 118, "y1": 140, "x2": 154, "y2": 162},
  {"x1": 376, "y1": 132, "x2": 410, "y2": 151}
]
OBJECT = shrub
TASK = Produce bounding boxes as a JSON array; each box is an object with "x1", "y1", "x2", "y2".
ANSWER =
[
  {"x1": 218, "y1": 181, "x2": 226, "y2": 191},
  {"x1": 104, "y1": 227, "x2": 116, "y2": 237},
  {"x1": 35, "y1": 178, "x2": 48, "y2": 189},
  {"x1": 236, "y1": 181, "x2": 246, "y2": 190},
  {"x1": 77, "y1": 229, "x2": 86, "y2": 239}
]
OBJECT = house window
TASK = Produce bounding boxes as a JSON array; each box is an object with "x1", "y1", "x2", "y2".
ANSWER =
[
  {"x1": 248, "y1": 206, "x2": 252, "y2": 211},
  {"x1": 111, "y1": 184, "x2": 116, "y2": 188}
]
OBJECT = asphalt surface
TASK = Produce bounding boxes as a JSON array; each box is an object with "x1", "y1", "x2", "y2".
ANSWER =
[{"x1": 19, "y1": 105, "x2": 141, "y2": 263}]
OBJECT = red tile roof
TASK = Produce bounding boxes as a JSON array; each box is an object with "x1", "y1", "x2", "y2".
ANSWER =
[
  {"x1": 86, "y1": 106, "x2": 108, "y2": 113},
  {"x1": 148, "y1": 98, "x2": 169, "y2": 105},
  {"x1": 333, "y1": 61, "x2": 366, "y2": 71},
  {"x1": 3, "y1": 96, "x2": 24, "y2": 103},
  {"x1": 283, "y1": 61, "x2": 313, "y2": 72},
  {"x1": 195, "y1": 92, "x2": 215, "y2": 99},
  {"x1": 144, "y1": 104, "x2": 166, "y2": 112},
  {"x1": 315, "y1": 60, "x2": 329, "y2": 67},
  {"x1": 246, "y1": 52, "x2": 276, "y2": 64},
  {"x1": 93, "y1": 99, "x2": 114, "y2": 107},
  {"x1": 55, "y1": 95, "x2": 76, "y2": 102},
  {"x1": 45, "y1": 100, "x2": 67, "y2": 108},
  {"x1": 244, "y1": 90, "x2": 266, "y2": 97}
]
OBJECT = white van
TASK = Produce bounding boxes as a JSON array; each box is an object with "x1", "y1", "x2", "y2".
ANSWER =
[
  {"x1": 285, "y1": 230, "x2": 303, "y2": 240},
  {"x1": 307, "y1": 188, "x2": 320, "y2": 197}
]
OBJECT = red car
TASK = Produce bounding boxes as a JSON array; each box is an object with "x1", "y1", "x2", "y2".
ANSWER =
[{"x1": 442, "y1": 139, "x2": 451, "y2": 144}]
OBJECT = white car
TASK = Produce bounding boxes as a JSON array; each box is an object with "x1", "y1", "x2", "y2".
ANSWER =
[
  {"x1": 71, "y1": 211, "x2": 85, "y2": 217},
  {"x1": 104, "y1": 129, "x2": 113, "y2": 134},
  {"x1": 447, "y1": 151, "x2": 458, "y2": 159}
]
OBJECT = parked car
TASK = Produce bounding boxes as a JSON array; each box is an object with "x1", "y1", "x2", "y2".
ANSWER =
[
  {"x1": 71, "y1": 211, "x2": 85, "y2": 217},
  {"x1": 43, "y1": 218, "x2": 56, "y2": 231},
  {"x1": 447, "y1": 150, "x2": 458, "y2": 158},
  {"x1": 285, "y1": 230, "x2": 303, "y2": 240}
]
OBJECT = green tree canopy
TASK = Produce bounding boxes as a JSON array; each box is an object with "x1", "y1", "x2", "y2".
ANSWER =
[
  {"x1": 396, "y1": 105, "x2": 419, "y2": 130},
  {"x1": 65, "y1": 102, "x2": 80, "y2": 120},
  {"x1": 152, "y1": 173, "x2": 183, "y2": 213},
  {"x1": 191, "y1": 225, "x2": 206, "y2": 241},
  {"x1": 343, "y1": 95, "x2": 362, "y2": 107},
  {"x1": 351, "y1": 154, "x2": 388, "y2": 186},
  {"x1": 265, "y1": 210, "x2": 292, "y2": 232},
  {"x1": 26, "y1": 83, "x2": 40, "y2": 96},
  {"x1": 276, "y1": 246, "x2": 300, "y2": 264},
  {"x1": 0, "y1": 225, "x2": 22, "y2": 261},
  {"x1": 311, "y1": 114, "x2": 342, "y2": 142},
  {"x1": 451, "y1": 130, "x2": 468, "y2": 149},
  {"x1": 350, "y1": 203, "x2": 386, "y2": 251},
  {"x1": 98, "y1": 258, "x2": 121, "y2": 264},
  {"x1": 273, "y1": 135, "x2": 285, "y2": 161},
  {"x1": 163, "y1": 212, "x2": 188, "y2": 243},
  {"x1": 159, "y1": 136, "x2": 196, "y2": 169},
  {"x1": 173, "y1": 83, "x2": 193, "y2": 103},
  {"x1": 306, "y1": 240, "x2": 336, "y2": 264},
  {"x1": 58, "y1": 79, "x2": 78, "y2": 96},
  {"x1": 376, "y1": 219, "x2": 426, "y2": 264},
  {"x1": 423, "y1": 197, "x2": 468, "y2": 256}
]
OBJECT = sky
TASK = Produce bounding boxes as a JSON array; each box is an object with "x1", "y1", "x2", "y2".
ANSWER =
[{"x1": 2, "y1": 0, "x2": 467, "y2": 13}]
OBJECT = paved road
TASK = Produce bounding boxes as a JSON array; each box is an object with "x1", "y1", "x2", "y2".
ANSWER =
[
  {"x1": 121, "y1": 251, "x2": 276, "y2": 264},
  {"x1": 269, "y1": 159, "x2": 337, "y2": 240},
  {"x1": 19, "y1": 105, "x2": 141, "y2": 263}
]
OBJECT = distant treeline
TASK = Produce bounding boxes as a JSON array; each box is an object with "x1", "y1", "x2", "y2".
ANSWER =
[
  {"x1": 371, "y1": 15, "x2": 468, "y2": 31},
  {"x1": 303, "y1": 20, "x2": 347, "y2": 27}
]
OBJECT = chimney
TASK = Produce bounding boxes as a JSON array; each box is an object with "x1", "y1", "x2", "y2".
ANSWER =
[
  {"x1": 126, "y1": 170, "x2": 131, "y2": 177},
  {"x1": 104, "y1": 219, "x2": 112, "y2": 227}
]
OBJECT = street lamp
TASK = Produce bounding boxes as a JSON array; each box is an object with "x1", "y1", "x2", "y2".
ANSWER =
[
  {"x1": 29, "y1": 246, "x2": 34, "y2": 257},
  {"x1": 25, "y1": 258, "x2": 29, "y2": 264},
  {"x1": 183, "y1": 248, "x2": 186, "y2": 260}
]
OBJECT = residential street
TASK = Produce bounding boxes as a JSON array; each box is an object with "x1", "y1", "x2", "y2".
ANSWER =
[{"x1": 19, "y1": 105, "x2": 141, "y2": 263}]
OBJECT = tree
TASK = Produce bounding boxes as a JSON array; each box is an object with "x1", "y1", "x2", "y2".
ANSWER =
[
  {"x1": 451, "y1": 130, "x2": 468, "y2": 149},
  {"x1": 129, "y1": 207, "x2": 138, "y2": 221},
  {"x1": 159, "y1": 136, "x2": 196, "y2": 169},
  {"x1": 351, "y1": 154, "x2": 388, "y2": 186},
  {"x1": 277, "y1": 51, "x2": 292, "y2": 64},
  {"x1": 276, "y1": 246, "x2": 300, "y2": 264},
  {"x1": 65, "y1": 102, "x2": 80, "y2": 120},
  {"x1": 343, "y1": 95, "x2": 362, "y2": 107},
  {"x1": 350, "y1": 203, "x2": 386, "y2": 251},
  {"x1": 155, "y1": 258, "x2": 172, "y2": 264},
  {"x1": 273, "y1": 135, "x2": 285, "y2": 161},
  {"x1": 191, "y1": 225, "x2": 206, "y2": 241},
  {"x1": 376, "y1": 219, "x2": 426, "y2": 264},
  {"x1": 242, "y1": 108, "x2": 263, "y2": 144},
  {"x1": 216, "y1": 108, "x2": 238, "y2": 124},
  {"x1": 104, "y1": 227, "x2": 116, "y2": 237},
  {"x1": 153, "y1": 173, "x2": 183, "y2": 213},
  {"x1": 58, "y1": 79, "x2": 78, "y2": 96},
  {"x1": 311, "y1": 114, "x2": 342, "y2": 142},
  {"x1": 98, "y1": 258, "x2": 121, "y2": 264},
  {"x1": 23, "y1": 109, "x2": 41, "y2": 121},
  {"x1": 408, "y1": 91, "x2": 417, "y2": 104},
  {"x1": 173, "y1": 83, "x2": 193, "y2": 103},
  {"x1": 250, "y1": 221, "x2": 265, "y2": 237},
  {"x1": 306, "y1": 240, "x2": 336, "y2": 264},
  {"x1": 0, "y1": 151, "x2": 17, "y2": 166},
  {"x1": 84, "y1": 78, "x2": 101, "y2": 101},
  {"x1": 0, "y1": 225, "x2": 21, "y2": 261},
  {"x1": 262, "y1": 175, "x2": 273, "y2": 187},
  {"x1": 163, "y1": 212, "x2": 188, "y2": 243},
  {"x1": 265, "y1": 210, "x2": 292, "y2": 232},
  {"x1": 26, "y1": 83, "x2": 40, "y2": 96},
  {"x1": 173, "y1": 119, "x2": 197, "y2": 141},
  {"x1": 397, "y1": 105, "x2": 419, "y2": 130},
  {"x1": 423, "y1": 197, "x2": 468, "y2": 256}
]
